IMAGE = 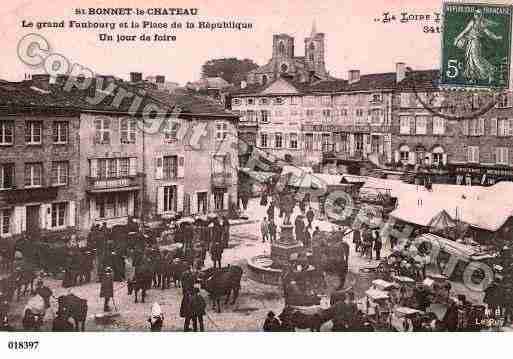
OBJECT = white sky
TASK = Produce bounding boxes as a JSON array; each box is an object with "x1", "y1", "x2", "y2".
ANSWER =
[{"x1": 0, "y1": 0, "x2": 511, "y2": 85}]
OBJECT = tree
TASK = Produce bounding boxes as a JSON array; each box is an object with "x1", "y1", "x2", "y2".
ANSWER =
[{"x1": 201, "y1": 58, "x2": 259, "y2": 85}]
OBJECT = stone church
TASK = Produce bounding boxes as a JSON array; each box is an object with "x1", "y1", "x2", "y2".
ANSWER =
[{"x1": 246, "y1": 23, "x2": 330, "y2": 85}]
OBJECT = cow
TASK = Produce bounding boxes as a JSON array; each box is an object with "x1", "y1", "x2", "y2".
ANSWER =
[
  {"x1": 198, "y1": 265, "x2": 243, "y2": 313},
  {"x1": 168, "y1": 258, "x2": 188, "y2": 289},
  {"x1": 278, "y1": 305, "x2": 337, "y2": 332},
  {"x1": 127, "y1": 264, "x2": 153, "y2": 303},
  {"x1": 57, "y1": 294, "x2": 88, "y2": 331}
]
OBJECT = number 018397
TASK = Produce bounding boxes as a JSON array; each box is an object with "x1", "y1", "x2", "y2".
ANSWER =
[{"x1": 7, "y1": 341, "x2": 39, "y2": 350}]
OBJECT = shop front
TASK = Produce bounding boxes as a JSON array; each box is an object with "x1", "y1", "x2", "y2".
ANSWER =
[{"x1": 449, "y1": 164, "x2": 513, "y2": 186}]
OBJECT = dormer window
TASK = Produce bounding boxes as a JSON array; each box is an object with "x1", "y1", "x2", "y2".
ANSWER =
[{"x1": 274, "y1": 98, "x2": 284, "y2": 105}]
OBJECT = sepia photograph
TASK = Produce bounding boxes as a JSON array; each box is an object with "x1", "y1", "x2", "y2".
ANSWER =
[{"x1": 0, "y1": 2, "x2": 513, "y2": 351}]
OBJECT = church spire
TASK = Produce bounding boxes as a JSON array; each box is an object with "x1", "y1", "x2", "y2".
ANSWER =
[{"x1": 310, "y1": 20, "x2": 317, "y2": 37}]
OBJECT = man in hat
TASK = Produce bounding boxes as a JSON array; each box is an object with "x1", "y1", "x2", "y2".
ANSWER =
[
  {"x1": 34, "y1": 278, "x2": 52, "y2": 309},
  {"x1": 100, "y1": 267, "x2": 114, "y2": 312},
  {"x1": 52, "y1": 308, "x2": 74, "y2": 331},
  {"x1": 191, "y1": 286, "x2": 206, "y2": 332},
  {"x1": 260, "y1": 217, "x2": 270, "y2": 243},
  {"x1": 0, "y1": 315, "x2": 14, "y2": 332},
  {"x1": 269, "y1": 218, "x2": 277, "y2": 243},
  {"x1": 306, "y1": 207, "x2": 315, "y2": 227}
]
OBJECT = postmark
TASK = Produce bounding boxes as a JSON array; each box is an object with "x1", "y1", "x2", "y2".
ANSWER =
[{"x1": 440, "y1": 2, "x2": 512, "y2": 89}]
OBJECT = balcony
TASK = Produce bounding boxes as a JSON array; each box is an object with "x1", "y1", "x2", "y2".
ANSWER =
[
  {"x1": 86, "y1": 175, "x2": 142, "y2": 193},
  {"x1": 211, "y1": 172, "x2": 232, "y2": 188}
]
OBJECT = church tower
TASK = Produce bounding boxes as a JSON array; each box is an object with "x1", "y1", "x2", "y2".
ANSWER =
[
  {"x1": 304, "y1": 21, "x2": 327, "y2": 77},
  {"x1": 272, "y1": 34, "x2": 295, "y2": 60}
]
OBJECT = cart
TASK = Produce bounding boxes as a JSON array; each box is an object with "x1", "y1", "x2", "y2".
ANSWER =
[{"x1": 390, "y1": 306, "x2": 425, "y2": 331}]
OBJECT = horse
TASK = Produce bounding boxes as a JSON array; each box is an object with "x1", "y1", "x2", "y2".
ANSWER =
[
  {"x1": 198, "y1": 265, "x2": 243, "y2": 313},
  {"x1": 127, "y1": 264, "x2": 153, "y2": 303},
  {"x1": 278, "y1": 305, "x2": 337, "y2": 332}
]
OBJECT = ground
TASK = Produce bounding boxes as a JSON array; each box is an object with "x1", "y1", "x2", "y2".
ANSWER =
[{"x1": 5, "y1": 197, "x2": 487, "y2": 331}]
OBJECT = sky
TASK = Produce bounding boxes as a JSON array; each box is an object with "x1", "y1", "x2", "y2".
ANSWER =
[{"x1": 0, "y1": 0, "x2": 511, "y2": 85}]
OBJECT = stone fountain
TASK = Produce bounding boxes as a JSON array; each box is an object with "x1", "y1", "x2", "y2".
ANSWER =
[{"x1": 247, "y1": 193, "x2": 324, "y2": 292}]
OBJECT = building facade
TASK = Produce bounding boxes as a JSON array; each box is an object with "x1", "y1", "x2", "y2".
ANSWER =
[{"x1": 0, "y1": 80, "x2": 80, "y2": 240}]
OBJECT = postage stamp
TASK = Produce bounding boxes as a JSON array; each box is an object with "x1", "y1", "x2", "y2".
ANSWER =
[{"x1": 440, "y1": 2, "x2": 512, "y2": 89}]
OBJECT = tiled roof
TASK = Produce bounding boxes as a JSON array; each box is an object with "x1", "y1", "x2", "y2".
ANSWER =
[
  {"x1": 230, "y1": 69, "x2": 440, "y2": 95},
  {"x1": 0, "y1": 78, "x2": 236, "y2": 118}
]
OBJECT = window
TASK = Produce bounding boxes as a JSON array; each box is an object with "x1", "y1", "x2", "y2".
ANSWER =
[
  {"x1": 259, "y1": 98, "x2": 268, "y2": 105},
  {"x1": 289, "y1": 133, "x2": 298, "y2": 149},
  {"x1": 400, "y1": 93, "x2": 409, "y2": 107},
  {"x1": 306, "y1": 109, "x2": 315, "y2": 118},
  {"x1": 51, "y1": 161, "x2": 69, "y2": 186},
  {"x1": 51, "y1": 202, "x2": 67, "y2": 228},
  {"x1": 213, "y1": 155, "x2": 227, "y2": 174},
  {"x1": 275, "y1": 133, "x2": 283, "y2": 148},
  {"x1": 246, "y1": 110, "x2": 255, "y2": 122},
  {"x1": 290, "y1": 96, "x2": 301, "y2": 105},
  {"x1": 322, "y1": 133, "x2": 331, "y2": 149},
  {"x1": 260, "y1": 133, "x2": 268, "y2": 148},
  {"x1": 260, "y1": 110, "x2": 269, "y2": 123},
  {"x1": 400, "y1": 116, "x2": 411, "y2": 134},
  {"x1": 416, "y1": 116, "x2": 427, "y2": 135},
  {"x1": 25, "y1": 121, "x2": 42, "y2": 144},
  {"x1": 305, "y1": 133, "x2": 313, "y2": 151},
  {"x1": 498, "y1": 118, "x2": 511, "y2": 137},
  {"x1": 280, "y1": 64, "x2": 288, "y2": 73},
  {"x1": 24, "y1": 163, "x2": 42, "y2": 187},
  {"x1": 164, "y1": 120, "x2": 180, "y2": 142},
  {"x1": 322, "y1": 109, "x2": 331, "y2": 118},
  {"x1": 321, "y1": 96, "x2": 331, "y2": 105},
  {"x1": 0, "y1": 121, "x2": 13, "y2": 145},
  {"x1": 354, "y1": 134, "x2": 364, "y2": 151},
  {"x1": 97, "y1": 193, "x2": 129, "y2": 218},
  {"x1": 399, "y1": 145, "x2": 410, "y2": 163},
  {"x1": 279, "y1": 41, "x2": 285, "y2": 55},
  {"x1": 52, "y1": 121, "x2": 68, "y2": 144},
  {"x1": 246, "y1": 98, "x2": 255, "y2": 105},
  {"x1": 496, "y1": 147, "x2": 509, "y2": 165},
  {"x1": 232, "y1": 98, "x2": 241, "y2": 106},
  {"x1": 467, "y1": 146, "x2": 479, "y2": 163},
  {"x1": 274, "y1": 98, "x2": 284, "y2": 105},
  {"x1": 355, "y1": 109, "x2": 363, "y2": 117},
  {"x1": 340, "y1": 108, "x2": 348, "y2": 117},
  {"x1": 433, "y1": 117, "x2": 445, "y2": 135},
  {"x1": 290, "y1": 109, "x2": 299, "y2": 116},
  {"x1": 0, "y1": 209, "x2": 11, "y2": 235},
  {"x1": 96, "y1": 158, "x2": 131, "y2": 179},
  {"x1": 432, "y1": 147, "x2": 444, "y2": 165},
  {"x1": 215, "y1": 122, "x2": 229, "y2": 141},
  {"x1": 469, "y1": 118, "x2": 485, "y2": 136},
  {"x1": 163, "y1": 156, "x2": 177, "y2": 179},
  {"x1": 94, "y1": 118, "x2": 111, "y2": 144},
  {"x1": 0, "y1": 164, "x2": 14, "y2": 190},
  {"x1": 304, "y1": 96, "x2": 315, "y2": 106},
  {"x1": 120, "y1": 118, "x2": 136, "y2": 144},
  {"x1": 370, "y1": 109, "x2": 382, "y2": 125},
  {"x1": 163, "y1": 186, "x2": 177, "y2": 212}
]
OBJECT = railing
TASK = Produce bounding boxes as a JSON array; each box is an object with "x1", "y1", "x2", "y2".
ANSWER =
[
  {"x1": 211, "y1": 172, "x2": 232, "y2": 187},
  {"x1": 322, "y1": 145, "x2": 365, "y2": 161},
  {"x1": 86, "y1": 175, "x2": 140, "y2": 191}
]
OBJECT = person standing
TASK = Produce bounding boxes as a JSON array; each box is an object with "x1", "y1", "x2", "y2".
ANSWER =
[
  {"x1": 267, "y1": 201, "x2": 275, "y2": 222},
  {"x1": 100, "y1": 267, "x2": 114, "y2": 312},
  {"x1": 180, "y1": 292, "x2": 193, "y2": 332},
  {"x1": 221, "y1": 216, "x2": 230, "y2": 249},
  {"x1": 294, "y1": 215, "x2": 305, "y2": 245},
  {"x1": 306, "y1": 207, "x2": 315, "y2": 227},
  {"x1": 353, "y1": 228, "x2": 361, "y2": 253},
  {"x1": 261, "y1": 217, "x2": 270, "y2": 243},
  {"x1": 269, "y1": 218, "x2": 277, "y2": 243},
  {"x1": 304, "y1": 227, "x2": 312, "y2": 248},
  {"x1": 373, "y1": 230, "x2": 382, "y2": 261},
  {"x1": 181, "y1": 266, "x2": 195, "y2": 296},
  {"x1": 191, "y1": 287, "x2": 206, "y2": 332},
  {"x1": 210, "y1": 240, "x2": 223, "y2": 269}
]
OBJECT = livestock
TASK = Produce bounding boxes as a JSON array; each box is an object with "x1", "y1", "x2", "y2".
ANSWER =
[{"x1": 199, "y1": 265, "x2": 243, "y2": 313}]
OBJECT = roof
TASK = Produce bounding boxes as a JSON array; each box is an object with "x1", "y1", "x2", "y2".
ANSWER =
[
  {"x1": 0, "y1": 78, "x2": 237, "y2": 118},
  {"x1": 233, "y1": 69, "x2": 440, "y2": 95}
]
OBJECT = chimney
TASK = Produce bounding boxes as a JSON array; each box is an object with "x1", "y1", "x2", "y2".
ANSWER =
[
  {"x1": 240, "y1": 80, "x2": 247, "y2": 89},
  {"x1": 130, "y1": 72, "x2": 143, "y2": 83},
  {"x1": 156, "y1": 75, "x2": 165, "y2": 84},
  {"x1": 396, "y1": 62, "x2": 406, "y2": 83},
  {"x1": 348, "y1": 70, "x2": 360, "y2": 84},
  {"x1": 31, "y1": 74, "x2": 51, "y2": 89}
]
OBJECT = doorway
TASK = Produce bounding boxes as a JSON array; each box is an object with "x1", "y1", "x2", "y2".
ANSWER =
[
  {"x1": 26, "y1": 205, "x2": 41, "y2": 234},
  {"x1": 197, "y1": 192, "x2": 207, "y2": 214}
]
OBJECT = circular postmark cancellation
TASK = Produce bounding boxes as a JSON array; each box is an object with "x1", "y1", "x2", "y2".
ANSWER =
[{"x1": 406, "y1": 65, "x2": 507, "y2": 121}]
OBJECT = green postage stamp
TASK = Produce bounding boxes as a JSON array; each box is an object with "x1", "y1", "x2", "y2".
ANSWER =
[{"x1": 441, "y1": 2, "x2": 512, "y2": 89}]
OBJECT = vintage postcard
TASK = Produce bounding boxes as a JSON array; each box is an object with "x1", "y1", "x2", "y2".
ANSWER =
[{"x1": 0, "y1": 1, "x2": 513, "y2": 348}]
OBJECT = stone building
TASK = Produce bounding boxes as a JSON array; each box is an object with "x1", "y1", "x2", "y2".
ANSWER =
[
  {"x1": 246, "y1": 24, "x2": 330, "y2": 86},
  {"x1": 0, "y1": 76, "x2": 80, "y2": 240}
]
